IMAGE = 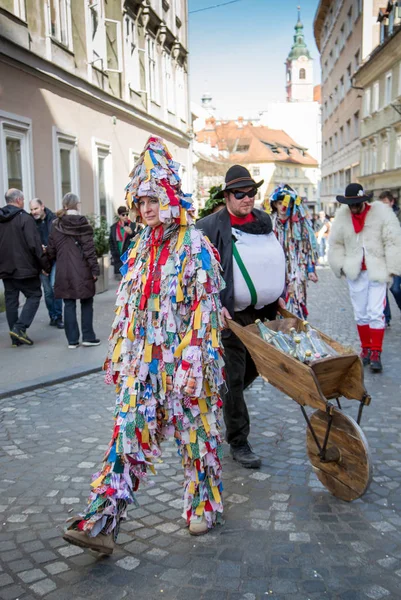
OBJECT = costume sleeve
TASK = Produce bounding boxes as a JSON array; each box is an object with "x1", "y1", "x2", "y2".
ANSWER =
[
  {"x1": 172, "y1": 227, "x2": 225, "y2": 403},
  {"x1": 382, "y1": 209, "x2": 401, "y2": 277},
  {"x1": 327, "y1": 217, "x2": 345, "y2": 278},
  {"x1": 302, "y1": 217, "x2": 318, "y2": 273}
]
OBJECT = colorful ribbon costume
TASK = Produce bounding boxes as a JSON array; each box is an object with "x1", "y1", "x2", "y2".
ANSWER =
[
  {"x1": 266, "y1": 185, "x2": 318, "y2": 319},
  {"x1": 69, "y1": 137, "x2": 225, "y2": 537}
]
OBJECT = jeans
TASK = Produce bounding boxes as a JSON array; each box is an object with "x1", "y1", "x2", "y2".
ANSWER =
[
  {"x1": 384, "y1": 276, "x2": 401, "y2": 323},
  {"x1": 40, "y1": 264, "x2": 62, "y2": 321},
  {"x1": 63, "y1": 297, "x2": 96, "y2": 344},
  {"x1": 3, "y1": 277, "x2": 42, "y2": 331},
  {"x1": 222, "y1": 302, "x2": 278, "y2": 447}
]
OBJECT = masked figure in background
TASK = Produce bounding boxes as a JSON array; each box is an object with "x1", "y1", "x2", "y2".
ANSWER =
[
  {"x1": 63, "y1": 136, "x2": 225, "y2": 555},
  {"x1": 267, "y1": 185, "x2": 318, "y2": 319}
]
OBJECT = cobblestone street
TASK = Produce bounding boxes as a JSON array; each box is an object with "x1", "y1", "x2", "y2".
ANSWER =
[{"x1": 1, "y1": 268, "x2": 401, "y2": 600}]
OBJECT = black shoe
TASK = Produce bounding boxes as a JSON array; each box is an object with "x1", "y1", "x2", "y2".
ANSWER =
[
  {"x1": 49, "y1": 318, "x2": 58, "y2": 326},
  {"x1": 10, "y1": 327, "x2": 34, "y2": 346},
  {"x1": 82, "y1": 339, "x2": 101, "y2": 347},
  {"x1": 370, "y1": 350, "x2": 383, "y2": 373},
  {"x1": 230, "y1": 443, "x2": 261, "y2": 469},
  {"x1": 56, "y1": 319, "x2": 64, "y2": 329},
  {"x1": 360, "y1": 348, "x2": 371, "y2": 367},
  {"x1": 10, "y1": 335, "x2": 22, "y2": 348}
]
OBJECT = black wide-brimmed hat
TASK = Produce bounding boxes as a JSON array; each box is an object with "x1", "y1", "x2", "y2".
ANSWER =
[
  {"x1": 213, "y1": 165, "x2": 264, "y2": 199},
  {"x1": 336, "y1": 183, "x2": 372, "y2": 205}
]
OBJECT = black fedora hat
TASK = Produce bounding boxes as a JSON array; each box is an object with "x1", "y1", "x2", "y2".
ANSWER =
[
  {"x1": 336, "y1": 183, "x2": 372, "y2": 205},
  {"x1": 213, "y1": 165, "x2": 264, "y2": 199}
]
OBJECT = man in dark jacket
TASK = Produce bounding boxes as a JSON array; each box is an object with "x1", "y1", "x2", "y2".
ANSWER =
[
  {"x1": 196, "y1": 165, "x2": 285, "y2": 469},
  {"x1": 30, "y1": 198, "x2": 63, "y2": 328},
  {"x1": 0, "y1": 189, "x2": 45, "y2": 346},
  {"x1": 109, "y1": 206, "x2": 138, "y2": 279}
]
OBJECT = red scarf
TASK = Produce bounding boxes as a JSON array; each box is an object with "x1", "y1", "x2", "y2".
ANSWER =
[
  {"x1": 351, "y1": 204, "x2": 370, "y2": 234},
  {"x1": 229, "y1": 213, "x2": 255, "y2": 226},
  {"x1": 351, "y1": 204, "x2": 371, "y2": 270}
]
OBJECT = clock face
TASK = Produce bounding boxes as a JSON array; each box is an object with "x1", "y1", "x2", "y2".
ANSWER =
[{"x1": 298, "y1": 56, "x2": 308, "y2": 63}]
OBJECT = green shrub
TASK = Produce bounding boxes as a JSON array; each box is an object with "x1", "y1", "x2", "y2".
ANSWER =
[{"x1": 87, "y1": 215, "x2": 110, "y2": 258}]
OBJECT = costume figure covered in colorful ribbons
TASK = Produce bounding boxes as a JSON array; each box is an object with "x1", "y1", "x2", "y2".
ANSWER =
[
  {"x1": 267, "y1": 184, "x2": 318, "y2": 319},
  {"x1": 64, "y1": 136, "x2": 225, "y2": 555}
]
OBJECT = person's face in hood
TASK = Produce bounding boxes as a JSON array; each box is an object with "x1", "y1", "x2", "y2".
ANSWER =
[{"x1": 349, "y1": 202, "x2": 365, "y2": 215}]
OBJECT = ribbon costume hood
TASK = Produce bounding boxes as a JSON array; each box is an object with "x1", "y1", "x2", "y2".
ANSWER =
[{"x1": 72, "y1": 137, "x2": 225, "y2": 537}]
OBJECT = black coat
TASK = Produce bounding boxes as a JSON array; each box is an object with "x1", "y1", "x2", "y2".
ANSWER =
[
  {"x1": 46, "y1": 215, "x2": 100, "y2": 300},
  {"x1": 109, "y1": 221, "x2": 138, "y2": 262},
  {"x1": 0, "y1": 205, "x2": 45, "y2": 280},
  {"x1": 34, "y1": 207, "x2": 56, "y2": 247},
  {"x1": 196, "y1": 207, "x2": 273, "y2": 317}
]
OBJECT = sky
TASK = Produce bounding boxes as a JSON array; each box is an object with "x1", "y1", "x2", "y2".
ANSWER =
[{"x1": 188, "y1": 0, "x2": 321, "y2": 118}]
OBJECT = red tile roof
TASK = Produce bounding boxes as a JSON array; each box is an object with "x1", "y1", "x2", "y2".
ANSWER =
[{"x1": 196, "y1": 121, "x2": 318, "y2": 167}]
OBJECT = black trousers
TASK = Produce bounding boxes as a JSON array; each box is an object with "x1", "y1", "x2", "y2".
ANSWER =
[
  {"x1": 222, "y1": 302, "x2": 278, "y2": 447},
  {"x1": 63, "y1": 298, "x2": 96, "y2": 344},
  {"x1": 3, "y1": 277, "x2": 42, "y2": 331}
]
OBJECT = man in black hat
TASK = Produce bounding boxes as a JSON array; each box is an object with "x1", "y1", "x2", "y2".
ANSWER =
[
  {"x1": 196, "y1": 165, "x2": 285, "y2": 468},
  {"x1": 328, "y1": 183, "x2": 401, "y2": 372}
]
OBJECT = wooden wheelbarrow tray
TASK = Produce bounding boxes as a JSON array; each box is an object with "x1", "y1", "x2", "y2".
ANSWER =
[{"x1": 228, "y1": 308, "x2": 372, "y2": 502}]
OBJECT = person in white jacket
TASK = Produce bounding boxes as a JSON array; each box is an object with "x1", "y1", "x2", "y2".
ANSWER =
[{"x1": 328, "y1": 183, "x2": 401, "y2": 372}]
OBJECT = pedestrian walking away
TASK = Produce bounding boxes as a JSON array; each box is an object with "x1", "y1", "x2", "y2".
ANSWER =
[
  {"x1": 379, "y1": 191, "x2": 401, "y2": 327},
  {"x1": 63, "y1": 136, "x2": 225, "y2": 555},
  {"x1": 109, "y1": 205, "x2": 140, "y2": 279},
  {"x1": 197, "y1": 165, "x2": 285, "y2": 469},
  {"x1": 44, "y1": 193, "x2": 100, "y2": 349},
  {"x1": 29, "y1": 198, "x2": 64, "y2": 329},
  {"x1": 315, "y1": 210, "x2": 330, "y2": 264},
  {"x1": 328, "y1": 183, "x2": 401, "y2": 373},
  {"x1": 0, "y1": 188, "x2": 45, "y2": 347},
  {"x1": 267, "y1": 184, "x2": 318, "y2": 319}
]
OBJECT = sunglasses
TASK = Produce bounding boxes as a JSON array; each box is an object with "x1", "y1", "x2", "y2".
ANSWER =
[
  {"x1": 120, "y1": 212, "x2": 128, "y2": 217},
  {"x1": 231, "y1": 188, "x2": 258, "y2": 200}
]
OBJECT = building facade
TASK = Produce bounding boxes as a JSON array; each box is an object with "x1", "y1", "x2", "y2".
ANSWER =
[
  {"x1": 195, "y1": 119, "x2": 319, "y2": 211},
  {"x1": 0, "y1": 0, "x2": 191, "y2": 221},
  {"x1": 314, "y1": 0, "x2": 381, "y2": 213},
  {"x1": 355, "y1": 3, "x2": 401, "y2": 200}
]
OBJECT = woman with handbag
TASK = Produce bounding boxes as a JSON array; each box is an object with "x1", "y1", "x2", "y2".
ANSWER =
[{"x1": 46, "y1": 193, "x2": 100, "y2": 348}]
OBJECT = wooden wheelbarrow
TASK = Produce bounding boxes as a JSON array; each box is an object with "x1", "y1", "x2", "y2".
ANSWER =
[{"x1": 228, "y1": 308, "x2": 372, "y2": 502}]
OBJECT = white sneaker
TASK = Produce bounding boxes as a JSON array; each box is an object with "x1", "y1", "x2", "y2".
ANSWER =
[
  {"x1": 68, "y1": 343, "x2": 80, "y2": 349},
  {"x1": 82, "y1": 339, "x2": 101, "y2": 347}
]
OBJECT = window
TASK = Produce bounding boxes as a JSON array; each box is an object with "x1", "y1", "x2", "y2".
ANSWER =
[
  {"x1": 147, "y1": 36, "x2": 160, "y2": 103},
  {"x1": 371, "y1": 142, "x2": 377, "y2": 173},
  {"x1": 339, "y1": 126, "x2": 344, "y2": 147},
  {"x1": 324, "y1": 60, "x2": 328, "y2": 81},
  {"x1": 385, "y1": 72, "x2": 392, "y2": 105},
  {"x1": 334, "y1": 38, "x2": 339, "y2": 61},
  {"x1": 88, "y1": 1, "x2": 122, "y2": 73},
  {"x1": 399, "y1": 62, "x2": 401, "y2": 96},
  {"x1": 334, "y1": 132, "x2": 338, "y2": 152},
  {"x1": 353, "y1": 111, "x2": 360, "y2": 139},
  {"x1": 364, "y1": 87, "x2": 371, "y2": 117},
  {"x1": 347, "y1": 6, "x2": 353, "y2": 35},
  {"x1": 372, "y1": 81, "x2": 380, "y2": 112},
  {"x1": 294, "y1": 168, "x2": 298, "y2": 177},
  {"x1": 339, "y1": 76, "x2": 344, "y2": 100},
  {"x1": 346, "y1": 64, "x2": 352, "y2": 91},
  {"x1": 124, "y1": 15, "x2": 138, "y2": 96},
  {"x1": 381, "y1": 137, "x2": 389, "y2": 170},
  {"x1": 304, "y1": 186, "x2": 308, "y2": 198},
  {"x1": 299, "y1": 68, "x2": 306, "y2": 80},
  {"x1": 53, "y1": 129, "x2": 79, "y2": 210},
  {"x1": 346, "y1": 119, "x2": 351, "y2": 144},
  {"x1": 47, "y1": 0, "x2": 72, "y2": 49},
  {"x1": 13, "y1": 0, "x2": 26, "y2": 20},
  {"x1": 252, "y1": 167, "x2": 260, "y2": 176},
  {"x1": 345, "y1": 168, "x2": 351, "y2": 185},
  {"x1": 340, "y1": 24, "x2": 345, "y2": 49},
  {"x1": 396, "y1": 133, "x2": 401, "y2": 168},
  {"x1": 93, "y1": 139, "x2": 112, "y2": 224},
  {"x1": 355, "y1": 0, "x2": 362, "y2": 18},
  {"x1": 354, "y1": 49, "x2": 360, "y2": 71},
  {"x1": 129, "y1": 150, "x2": 139, "y2": 172},
  {"x1": 163, "y1": 51, "x2": 175, "y2": 113},
  {"x1": 176, "y1": 64, "x2": 187, "y2": 121},
  {"x1": 0, "y1": 111, "x2": 34, "y2": 206}
]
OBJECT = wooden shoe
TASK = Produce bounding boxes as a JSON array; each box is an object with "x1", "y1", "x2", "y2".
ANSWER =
[
  {"x1": 189, "y1": 516, "x2": 208, "y2": 536},
  {"x1": 63, "y1": 529, "x2": 114, "y2": 555}
]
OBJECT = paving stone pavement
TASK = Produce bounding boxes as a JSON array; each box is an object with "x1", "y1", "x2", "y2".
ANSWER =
[{"x1": 1, "y1": 268, "x2": 401, "y2": 600}]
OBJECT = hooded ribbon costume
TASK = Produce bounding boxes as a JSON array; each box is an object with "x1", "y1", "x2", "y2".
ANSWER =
[
  {"x1": 69, "y1": 137, "x2": 225, "y2": 538},
  {"x1": 267, "y1": 185, "x2": 318, "y2": 319}
]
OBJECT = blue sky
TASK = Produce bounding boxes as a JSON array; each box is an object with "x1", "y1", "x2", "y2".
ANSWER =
[{"x1": 188, "y1": 0, "x2": 321, "y2": 118}]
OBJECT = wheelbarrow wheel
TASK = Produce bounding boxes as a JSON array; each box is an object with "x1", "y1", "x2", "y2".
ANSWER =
[{"x1": 306, "y1": 408, "x2": 372, "y2": 501}]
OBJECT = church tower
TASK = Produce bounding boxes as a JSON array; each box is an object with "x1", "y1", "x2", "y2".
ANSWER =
[{"x1": 286, "y1": 7, "x2": 313, "y2": 102}]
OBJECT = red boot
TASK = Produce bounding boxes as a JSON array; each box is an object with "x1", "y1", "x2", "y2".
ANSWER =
[
  {"x1": 357, "y1": 325, "x2": 371, "y2": 366},
  {"x1": 370, "y1": 328, "x2": 384, "y2": 373}
]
